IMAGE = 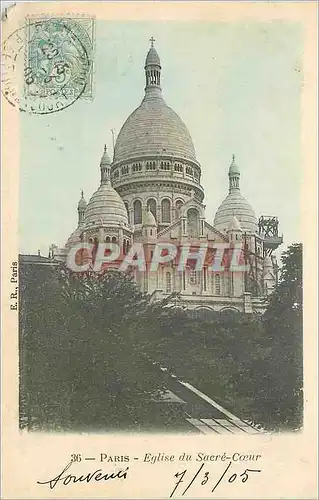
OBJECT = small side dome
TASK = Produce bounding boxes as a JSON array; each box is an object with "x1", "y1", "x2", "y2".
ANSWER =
[
  {"x1": 214, "y1": 192, "x2": 258, "y2": 233},
  {"x1": 143, "y1": 208, "x2": 157, "y2": 227},
  {"x1": 65, "y1": 226, "x2": 82, "y2": 249},
  {"x1": 214, "y1": 156, "x2": 258, "y2": 233},
  {"x1": 84, "y1": 183, "x2": 129, "y2": 228},
  {"x1": 228, "y1": 215, "x2": 242, "y2": 231}
]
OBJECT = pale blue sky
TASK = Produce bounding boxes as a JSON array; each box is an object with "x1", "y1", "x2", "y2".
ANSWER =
[{"x1": 19, "y1": 21, "x2": 302, "y2": 258}]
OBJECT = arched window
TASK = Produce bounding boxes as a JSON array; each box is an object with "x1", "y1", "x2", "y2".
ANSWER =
[
  {"x1": 112, "y1": 236, "x2": 117, "y2": 243},
  {"x1": 126, "y1": 240, "x2": 130, "y2": 254},
  {"x1": 133, "y1": 200, "x2": 142, "y2": 224},
  {"x1": 166, "y1": 272, "x2": 172, "y2": 293},
  {"x1": 124, "y1": 202, "x2": 130, "y2": 224},
  {"x1": 147, "y1": 199, "x2": 157, "y2": 219},
  {"x1": 175, "y1": 200, "x2": 183, "y2": 220},
  {"x1": 105, "y1": 236, "x2": 110, "y2": 243},
  {"x1": 187, "y1": 208, "x2": 199, "y2": 237},
  {"x1": 186, "y1": 166, "x2": 193, "y2": 176},
  {"x1": 215, "y1": 274, "x2": 221, "y2": 296},
  {"x1": 161, "y1": 199, "x2": 171, "y2": 223}
]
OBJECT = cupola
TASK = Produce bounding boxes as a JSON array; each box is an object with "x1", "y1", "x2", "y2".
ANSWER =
[
  {"x1": 142, "y1": 207, "x2": 157, "y2": 240},
  {"x1": 83, "y1": 147, "x2": 129, "y2": 230},
  {"x1": 214, "y1": 156, "x2": 258, "y2": 234}
]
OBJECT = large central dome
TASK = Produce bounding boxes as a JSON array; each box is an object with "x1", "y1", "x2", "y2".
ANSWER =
[
  {"x1": 113, "y1": 95, "x2": 196, "y2": 164},
  {"x1": 113, "y1": 45, "x2": 197, "y2": 165}
]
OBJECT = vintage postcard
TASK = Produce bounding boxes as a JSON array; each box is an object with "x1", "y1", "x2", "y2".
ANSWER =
[{"x1": 1, "y1": 1, "x2": 318, "y2": 498}]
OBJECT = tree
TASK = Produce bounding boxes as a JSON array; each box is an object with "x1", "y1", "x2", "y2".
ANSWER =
[
  {"x1": 144, "y1": 245, "x2": 304, "y2": 431},
  {"x1": 248, "y1": 244, "x2": 303, "y2": 430},
  {"x1": 19, "y1": 264, "x2": 184, "y2": 431},
  {"x1": 20, "y1": 244, "x2": 303, "y2": 432},
  {"x1": 265, "y1": 243, "x2": 302, "y2": 322}
]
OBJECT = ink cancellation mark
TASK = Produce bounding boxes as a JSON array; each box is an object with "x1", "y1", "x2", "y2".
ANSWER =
[{"x1": 1, "y1": 16, "x2": 94, "y2": 115}]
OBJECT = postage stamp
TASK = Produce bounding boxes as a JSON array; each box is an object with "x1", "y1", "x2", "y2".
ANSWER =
[
  {"x1": 25, "y1": 17, "x2": 94, "y2": 100},
  {"x1": 1, "y1": 15, "x2": 94, "y2": 114}
]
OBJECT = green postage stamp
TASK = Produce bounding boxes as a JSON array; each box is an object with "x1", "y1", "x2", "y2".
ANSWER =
[{"x1": 25, "y1": 17, "x2": 94, "y2": 101}]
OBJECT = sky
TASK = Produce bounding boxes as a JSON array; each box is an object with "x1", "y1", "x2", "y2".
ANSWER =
[{"x1": 19, "y1": 20, "x2": 303, "y2": 260}]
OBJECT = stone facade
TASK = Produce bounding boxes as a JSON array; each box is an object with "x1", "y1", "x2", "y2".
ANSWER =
[{"x1": 57, "y1": 43, "x2": 282, "y2": 314}]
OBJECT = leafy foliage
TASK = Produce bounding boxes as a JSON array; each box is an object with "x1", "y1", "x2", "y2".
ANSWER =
[
  {"x1": 258, "y1": 244, "x2": 303, "y2": 429},
  {"x1": 19, "y1": 265, "x2": 185, "y2": 431},
  {"x1": 143, "y1": 244, "x2": 303, "y2": 431},
  {"x1": 20, "y1": 244, "x2": 303, "y2": 432}
]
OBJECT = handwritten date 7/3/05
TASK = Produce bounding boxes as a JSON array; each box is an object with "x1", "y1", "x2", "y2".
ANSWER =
[{"x1": 170, "y1": 461, "x2": 261, "y2": 498}]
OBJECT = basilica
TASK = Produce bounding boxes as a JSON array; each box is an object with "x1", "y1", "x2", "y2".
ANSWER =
[{"x1": 55, "y1": 41, "x2": 283, "y2": 314}]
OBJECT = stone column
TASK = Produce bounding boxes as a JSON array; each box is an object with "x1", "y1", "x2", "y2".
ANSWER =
[
  {"x1": 181, "y1": 217, "x2": 187, "y2": 236},
  {"x1": 119, "y1": 227, "x2": 123, "y2": 246},
  {"x1": 200, "y1": 217, "x2": 205, "y2": 236},
  {"x1": 99, "y1": 227, "x2": 104, "y2": 242}
]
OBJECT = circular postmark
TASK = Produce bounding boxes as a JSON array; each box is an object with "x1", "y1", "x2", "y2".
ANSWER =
[{"x1": 1, "y1": 18, "x2": 92, "y2": 114}]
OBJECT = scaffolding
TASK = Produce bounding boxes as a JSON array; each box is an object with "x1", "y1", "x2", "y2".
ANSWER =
[
  {"x1": 243, "y1": 216, "x2": 283, "y2": 295},
  {"x1": 258, "y1": 216, "x2": 283, "y2": 256}
]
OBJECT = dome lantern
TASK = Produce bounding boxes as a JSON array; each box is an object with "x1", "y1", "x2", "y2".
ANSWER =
[
  {"x1": 77, "y1": 190, "x2": 87, "y2": 224},
  {"x1": 228, "y1": 154, "x2": 240, "y2": 192},
  {"x1": 100, "y1": 144, "x2": 111, "y2": 184},
  {"x1": 144, "y1": 37, "x2": 161, "y2": 94}
]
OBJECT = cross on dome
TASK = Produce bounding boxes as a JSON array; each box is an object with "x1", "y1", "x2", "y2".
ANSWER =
[{"x1": 150, "y1": 36, "x2": 155, "y2": 47}]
